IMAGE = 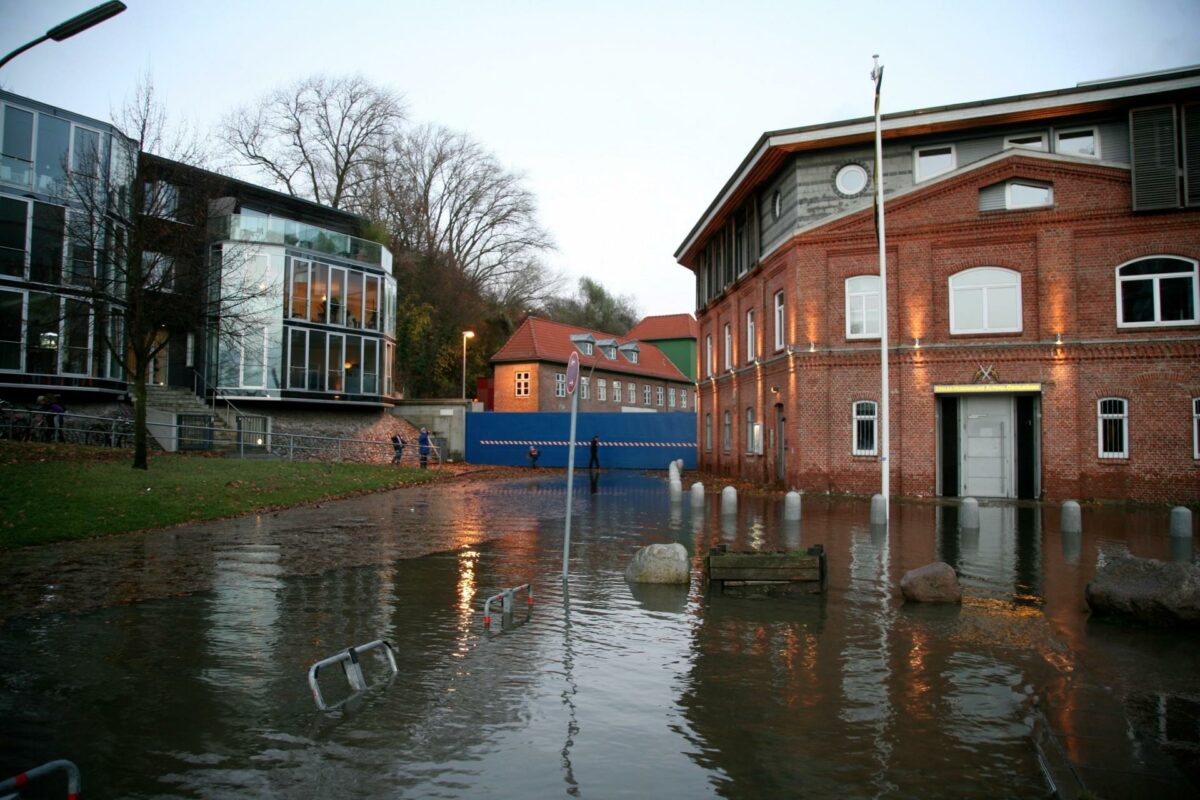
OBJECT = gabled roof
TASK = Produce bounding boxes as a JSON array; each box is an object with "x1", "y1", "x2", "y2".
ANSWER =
[
  {"x1": 675, "y1": 65, "x2": 1200, "y2": 265},
  {"x1": 491, "y1": 317, "x2": 688, "y2": 382},
  {"x1": 627, "y1": 313, "x2": 699, "y2": 341}
]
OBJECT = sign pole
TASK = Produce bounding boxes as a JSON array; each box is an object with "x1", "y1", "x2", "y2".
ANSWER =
[{"x1": 562, "y1": 352, "x2": 580, "y2": 582}]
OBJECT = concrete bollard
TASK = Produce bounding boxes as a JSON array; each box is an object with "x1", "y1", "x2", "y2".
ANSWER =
[
  {"x1": 690, "y1": 482, "x2": 705, "y2": 507},
  {"x1": 669, "y1": 479, "x2": 683, "y2": 501},
  {"x1": 1170, "y1": 535, "x2": 1193, "y2": 563},
  {"x1": 784, "y1": 491, "x2": 801, "y2": 520},
  {"x1": 675, "y1": 458, "x2": 684, "y2": 472},
  {"x1": 1061, "y1": 530, "x2": 1081, "y2": 565},
  {"x1": 1061, "y1": 500, "x2": 1082, "y2": 534},
  {"x1": 721, "y1": 485, "x2": 737, "y2": 515},
  {"x1": 1169, "y1": 506, "x2": 1192, "y2": 538},
  {"x1": 668, "y1": 461, "x2": 679, "y2": 480},
  {"x1": 870, "y1": 494, "x2": 888, "y2": 525},
  {"x1": 959, "y1": 497, "x2": 980, "y2": 530}
]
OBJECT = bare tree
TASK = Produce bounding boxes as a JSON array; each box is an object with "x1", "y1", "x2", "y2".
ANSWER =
[
  {"x1": 219, "y1": 74, "x2": 406, "y2": 210},
  {"x1": 541, "y1": 277, "x2": 640, "y2": 335}
]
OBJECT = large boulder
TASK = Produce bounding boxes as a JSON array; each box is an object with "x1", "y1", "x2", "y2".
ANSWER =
[
  {"x1": 900, "y1": 562, "x2": 962, "y2": 603},
  {"x1": 625, "y1": 543, "x2": 690, "y2": 585},
  {"x1": 1085, "y1": 556, "x2": 1200, "y2": 628}
]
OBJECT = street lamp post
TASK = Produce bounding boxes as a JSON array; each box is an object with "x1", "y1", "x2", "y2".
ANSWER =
[
  {"x1": 0, "y1": 1, "x2": 128, "y2": 69},
  {"x1": 461, "y1": 330, "x2": 475, "y2": 400}
]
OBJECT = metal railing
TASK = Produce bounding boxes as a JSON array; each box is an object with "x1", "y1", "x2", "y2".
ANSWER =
[
  {"x1": 0, "y1": 405, "x2": 442, "y2": 465},
  {"x1": 483, "y1": 583, "x2": 534, "y2": 629},
  {"x1": 308, "y1": 639, "x2": 398, "y2": 711},
  {"x1": 0, "y1": 758, "x2": 81, "y2": 799}
]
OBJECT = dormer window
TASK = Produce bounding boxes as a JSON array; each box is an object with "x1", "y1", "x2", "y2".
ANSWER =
[
  {"x1": 596, "y1": 338, "x2": 617, "y2": 359},
  {"x1": 914, "y1": 144, "x2": 955, "y2": 182},
  {"x1": 627, "y1": 350, "x2": 638, "y2": 364},
  {"x1": 570, "y1": 333, "x2": 595, "y2": 356},
  {"x1": 579, "y1": 341, "x2": 593, "y2": 356},
  {"x1": 618, "y1": 341, "x2": 640, "y2": 364}
]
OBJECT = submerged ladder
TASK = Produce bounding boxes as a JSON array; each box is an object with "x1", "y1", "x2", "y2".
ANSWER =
[
  {"x1": 0, "y1": 759, "x2": 81, "y2": 800},
  {"x1": 483, "y1": 583, "x2": 534, "y2": 628},
  {"x1": 307, "y1": 639, "x2": 398, "y2": 711}
]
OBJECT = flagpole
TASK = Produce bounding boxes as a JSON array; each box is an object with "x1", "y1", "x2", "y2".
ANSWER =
[{"x1": 872, "y1": 54, "x2": 890, "y2": 519}]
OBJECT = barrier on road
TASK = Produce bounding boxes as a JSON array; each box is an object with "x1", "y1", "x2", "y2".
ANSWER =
[
  {"x1": 483, "y1": 583, "x2": 533, "y2": 628},
  {"x1": 0, "y1": 759, "x2": 81, "y2": 799},
  {"x1": 307, "y1": 639, "x2": 398, "y2": 711}
]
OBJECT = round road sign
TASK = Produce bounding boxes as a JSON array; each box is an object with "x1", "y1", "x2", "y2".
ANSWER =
[{"x1": 566, "y1": 351, "x2": 580, "y2": 394}]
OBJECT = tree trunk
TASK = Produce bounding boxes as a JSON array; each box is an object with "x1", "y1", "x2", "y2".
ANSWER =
[{"x1": 131, "y1": 363, "x2": 149, "y2": 471}]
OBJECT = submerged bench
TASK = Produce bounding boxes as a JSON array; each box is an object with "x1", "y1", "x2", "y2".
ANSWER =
[{"x1": 705, "y1": 544, "x2": 827, "y2": 596}]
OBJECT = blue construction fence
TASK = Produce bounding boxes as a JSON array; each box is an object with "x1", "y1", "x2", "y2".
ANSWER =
[{"x1": 465, "y1": 411, "x2": 697, "y2": 470}]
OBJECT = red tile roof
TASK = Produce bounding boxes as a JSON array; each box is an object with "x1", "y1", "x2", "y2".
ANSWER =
[
  {"x1": 491, "y1": 317, "x2": 688, "y2": 382},
  {"x1": 626, "y1": 313, "x2": 698, "y2": 341}
]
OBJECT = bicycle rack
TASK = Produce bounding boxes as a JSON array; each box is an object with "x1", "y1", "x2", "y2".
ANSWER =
[
  {"x1": 483, "y1": 583, "x2": 534, "y2": 628},
  {"x1": 0, "y1": 759, "x2": 81, "y2": 799},
  {"x1": 307, "y1": 639, "x2": 398, "y2": 711}
]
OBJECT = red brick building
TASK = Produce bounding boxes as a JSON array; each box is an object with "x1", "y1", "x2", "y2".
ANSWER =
[
  {"x1": 490, "y1": 316, "x2": 693, "y2": 414},
  {"x1": 676, "y1": 67, "x2": 1200, "y2": 503}
]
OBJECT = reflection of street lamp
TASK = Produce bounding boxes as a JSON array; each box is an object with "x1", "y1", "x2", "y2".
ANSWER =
[
  {"x1": 0, "y1": 1, "x2": 127, "y2": 69},
  {"x1": 461, "y1": 330, "x2": 475, "y2": 400}
]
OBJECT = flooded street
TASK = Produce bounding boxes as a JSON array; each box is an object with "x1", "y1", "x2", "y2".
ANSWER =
[{"x1": 1, "y1": 472, "x2": 1197, "y2": 798}]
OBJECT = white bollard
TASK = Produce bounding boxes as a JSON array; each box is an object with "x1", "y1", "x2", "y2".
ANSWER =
[
  {"x1": 784, "y1": 491, "x2": 801, "y2": 520},
  {"x1": 690, "y1": 482, "x2": 705, "y2": 507},
  {"x1": 959, "y1": 497, "x2": 980, "y2": 530},
  {"x1": 668, "y1": 461, "x2": 679, "y2": 480},
  {"x1": 1169, "y1": 506, "x2": 1192, "y2": 538},
  {"x1": 669, "y1": 479, "x2": 683, "y2": 501},
  {"x1": 870, "y1": 494, "x2": 888, "y2": 525},
  {"x1": 1061, "y1": 500, "x2": 1082, "y2": 534},
  {"x1": 721, "y1": 485, "x2": 737, "y2": 515}
]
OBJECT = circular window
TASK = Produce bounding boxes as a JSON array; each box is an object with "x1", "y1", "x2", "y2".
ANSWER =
[{"x1": 834, "y1": 163, "x2": 869, "y2": 196}]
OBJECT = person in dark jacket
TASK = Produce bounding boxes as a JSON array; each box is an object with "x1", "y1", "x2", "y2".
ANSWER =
[
  {"x1": 391, "y1": 433, "x2": 406, "y2": 464},
  {"x1": 418, "y1": 428, "x2": 431, "y2": 469},
  {"x1": 588, "y1": 434, "x2": 600, "y2": 469},
  {"x1": 528, "y1": 445, "x2": 540, "y2": 468}
]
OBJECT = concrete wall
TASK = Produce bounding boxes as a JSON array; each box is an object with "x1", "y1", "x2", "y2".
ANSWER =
[{"x1": 391, "y1": 400, "x2": 471, "y2": 460}]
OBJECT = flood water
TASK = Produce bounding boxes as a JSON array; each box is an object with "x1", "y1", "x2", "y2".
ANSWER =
[{"x1": 1, "y1": 472, "x2": 1197, "y2": 799}]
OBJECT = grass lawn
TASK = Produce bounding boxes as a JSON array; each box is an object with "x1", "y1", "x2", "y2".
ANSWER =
[{"x1": 0, "y1": 441, "x2": 440, "y2": 548}]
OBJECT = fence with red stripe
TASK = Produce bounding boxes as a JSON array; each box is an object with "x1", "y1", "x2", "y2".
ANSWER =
[
  {"x1": 0, "y1": 759, "x2": 81, "y2": 799},
  {"x1": 483, "y1": 583, "x2": 533, "y2": 628}
]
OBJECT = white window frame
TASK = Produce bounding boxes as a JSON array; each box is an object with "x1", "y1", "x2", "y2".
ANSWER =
[
  {"x1": 723, "y1": 322, "x2": 732, "y2": 370},
  {"x1": 626, "y1": 350, "x2": 638, "y2": 364},
  {"x1": 913, "y1": 144, "x2": 956, "y2": 182},
  {"x1": 949, "y1": 267, "x2": 1023, "y2": 335},
  {"x1": 1114, "y1": 256, "x2": 1199, "y2": 329},
  {"x1": 656, "y1": 386, "x2": 664, "y2": 407},
  {"x1": 745, "y1": 309, "x2": 756, "y2": 361},
  {"x1": 1193, "y1": 398, "x2": 1200, "y2": 460},
  {"x1": 845, "y1": 275, "x2": 881, "y2": 339},
  {"x1": 578, "y1": 341, "x2": 593, "y2": 356},
  {"x1": 515, "y1": 370, "x2": 530, "y2": 397},
  {"x1": 745, "y1": 407, "x2": 757, "y2": 454},
  {"x1": 1097, "y1": 397, "x2": 1128, "y2": 459},
  {"x1": 580, "y1": 375, "x2": 590, "y2": 400},
  {"x1": 723, "y1": 409, "x2": 732, "y2": 452},
  {"x1": 853, "y1": 400, "x2": 878, "y2": 456},
  {"x1": 555, "y1": 372, "x2": 566, "y2": 398},
  {"x1": 601, "y1": 345, "x2": 616, "y2": 359},
  {"x1": 669, "y1": 387, "x2": 676, "y2": 408},
  {"x1": 1005, "y1": 181, "x2": 1053, "y2": 210},
  {"x1": 680, "y1": 389, "x2": 687, "y2": 410},
  {"x1": 613, "y1": 380, "x2": 622, "y2": 404},
  {"x1": 643, "y1": 384, "x2": 651, "y2": 405},
  {"x1": 1004, "y1": 133, "x2": 1048, "y2": 151},
  {"x1": 597, "y1": 378, "x2": 607, "y2": 402},
  {"x1": 1055, "y1": 127, "x2": 1100, "y2": 159},
  {"x1": 705, "y1": 334, "x2": 713, "y2": 377},
  {"x1": 773, "y1": 291, "x2": 785, "y2": 351}
]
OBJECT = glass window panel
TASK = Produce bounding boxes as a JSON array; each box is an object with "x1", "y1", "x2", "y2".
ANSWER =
[
  {"x1": 307, "y1": 330, "x2": 326, "y2": 390},
  {"x1": 243, "y1": 328, "x2": 265, "y2": 387},
  {"x1": 72, "y1": 127, "x2": 100, "y2": 176},
  {"x1": 327, "y1": 333, "x2": 344, "y2": 391},
  {"x1": 290, "y1": 261, "x2": 309, "y2": 319},
  {"x1": 288, "y1": 328, "x2": 307, "y2": 388},
  {"x1": 35, "y1": 115, "x2": 70, "y2": 193},
  {"x1": 1119, "y1": 258, "x2": 1191, "y2": 277},
  {"x1": 1008, "y1": 183, "x2": 1051, "y2": 208},
  {"x1": 68, "y1": 214, "x2": 93, "y2": 284},
  {"x1": 309, "y1": 263, "x2": 328, "y2": 323},
  {"x1": 107, "y1": 312, "x2": 124, "y2": 379},
  {"x1": 362, "y1": 338, "x2": 378, "y2": 394},
  {"x1": 1120, "y1": 280, "x2": 1155, "y2": 323},
  {"x1": 345, "y1": 336, "x2": 361, "y2": 394},
  {"x1": 1006, "y1": 134, "x2": 1046, "y2": 150},
  {"x1": 1057, "y1": 130, "x2": 1096, "y2": 157},
  {"x1": 987, "y1": 285, "x2": 1020, "y2": 329},
  {"x1": 29, "y1": 202, "x2": 64, "y2": 284},
  {"x1": 26, "y1": 292, "x2": 58, "y2": 374},
  {"x1": 2, "y1": 105, "x2": 34, "y2": 186},
  {"x1": 346, "y1": 271, "x2": 363, "y2": 328},
  {"x1": 1158, "y1": 276, "x2": 1195, "y2": 321},
  {"x1": 384, "y1": 341, "x2": 393, "y2": 395},
  {"x1": 917, "y1": 146, "x2": 954, "y2": 180},
  {"x1": 62, "y1": 298, "x2": 90, "y2": 374},
  {"x1": 0, "y1": 289, "x2": 22, "y2": 370},
  {"x1": 365, "y1": 275, "x2": 379, "y2": 330},
  {"x1": 953, "y1": 288, "x2": 985, "y2": 331},
  {"x1": 0, "y1": 197, "x2": 25, "y2": 276},
  {"x1": 328, "y1": 268, "x2": 346, "y2": 326}
]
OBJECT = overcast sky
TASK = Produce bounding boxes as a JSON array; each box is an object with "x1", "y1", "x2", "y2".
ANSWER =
[{"x1": 3, "y1": 0, "x2": 1199, "y2": 319}]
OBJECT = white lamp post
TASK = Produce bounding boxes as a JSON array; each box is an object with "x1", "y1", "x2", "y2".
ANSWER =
[{"x1": 461, "y1": 330, "x2": 475, "y2": 400}]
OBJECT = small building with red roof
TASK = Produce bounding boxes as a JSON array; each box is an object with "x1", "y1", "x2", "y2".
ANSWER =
[
  {"x1": 489, "y1": 316, "x2": 694, "y2": 413},
  {"x1": 626, "y1": 313, "x2": 699, "y2": 381}
]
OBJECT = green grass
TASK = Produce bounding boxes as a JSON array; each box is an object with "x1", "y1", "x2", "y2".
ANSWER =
[{"x1": 0, "y1": 442, "x2": 439, "y2": 548}]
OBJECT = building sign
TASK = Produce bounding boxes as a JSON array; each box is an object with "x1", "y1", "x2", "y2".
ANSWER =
[{"x1": 933, "y1": 383, "x2": 1042, "y2": 394}]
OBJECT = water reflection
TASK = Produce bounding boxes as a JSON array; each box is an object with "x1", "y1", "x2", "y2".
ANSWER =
[{"x1": 0, "y1": 474, "x2": 1195, "y2": 798}]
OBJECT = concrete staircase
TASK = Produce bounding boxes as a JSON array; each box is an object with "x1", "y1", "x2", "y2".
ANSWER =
[{"x1": 141, "y1": 385, "x2": 240, "y2": 451}]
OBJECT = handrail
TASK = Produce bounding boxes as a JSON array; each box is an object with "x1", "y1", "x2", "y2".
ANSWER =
[
  {"x1": 483, "y1": 583, "x2": 534, "y2": 628},
  {"x1": 308, "y1": 639, "x2": 398, "y2": 711},
  {"x1": 0, "y1": 759, "x2": 81, "y2": 799}
]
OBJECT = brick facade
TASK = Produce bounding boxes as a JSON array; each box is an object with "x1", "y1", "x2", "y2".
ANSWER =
[{"x1": 493, "y1": 362, "x2": 694, "y2": 414}]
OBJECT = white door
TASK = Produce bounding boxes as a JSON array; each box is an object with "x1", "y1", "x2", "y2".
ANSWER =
[{"x1": 961, "y1": 396, "x2": 1014, "y2": 498}]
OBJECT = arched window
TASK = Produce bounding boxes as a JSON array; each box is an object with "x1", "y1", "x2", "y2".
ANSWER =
[
  {"x1": 723, "y1": 410, "x2": 732, "y2": 452},
  {"x1": 949, "y1": 267, "x2": 1021, "y2": 334},
  {"x1": 1115, "y1": 256, "x2": 1198, "y2": 327},
  {"x1": 1097, "y1": 398, "x2": 1128, "y2": 459},
  {"x1": 853, "y1": 401, "x2": 877, "y2": 456},
  {"x1": 846, "y1": 275, "x2": 881, "y2": 339}
]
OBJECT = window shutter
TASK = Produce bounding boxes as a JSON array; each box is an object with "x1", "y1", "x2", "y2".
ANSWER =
[
  {"x1": 1185, "y1": 103, "x2": 1200, "y2": 208},
  {"x1": 1129, "y1": 105, "x2": 1179, "y2": 211}
]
